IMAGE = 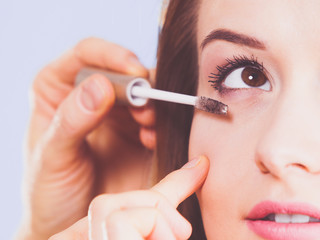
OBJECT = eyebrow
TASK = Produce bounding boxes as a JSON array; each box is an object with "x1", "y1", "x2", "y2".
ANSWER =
[{"x1": 200, "y1": 29, "x2": 266, "y2": 51}]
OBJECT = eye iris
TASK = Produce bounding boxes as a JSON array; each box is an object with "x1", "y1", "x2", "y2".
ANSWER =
[{"x1": 241, "y1": 67, "x2": 267, "y2": 87}]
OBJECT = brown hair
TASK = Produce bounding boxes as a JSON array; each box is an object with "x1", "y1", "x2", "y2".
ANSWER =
[{"x1": 155, "y1": 0, "x2": 206, "y2": 238}]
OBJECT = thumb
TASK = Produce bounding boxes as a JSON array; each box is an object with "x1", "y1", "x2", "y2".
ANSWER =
[
  {"x1": 152, "y1": 155, "x2": 210, "y2": 208},
  {"x1": 41, "y1": 74, "x2": 115, "y2": 164}
]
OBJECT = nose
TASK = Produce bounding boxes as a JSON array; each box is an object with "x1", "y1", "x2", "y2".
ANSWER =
[{"x1": 255, "y1": 86, "x2": 320, "y2": 178}]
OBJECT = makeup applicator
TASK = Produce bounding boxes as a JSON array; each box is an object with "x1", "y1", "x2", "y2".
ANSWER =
[{"x1": 75, "y1": 68, "x2": 228, "y2": 115}]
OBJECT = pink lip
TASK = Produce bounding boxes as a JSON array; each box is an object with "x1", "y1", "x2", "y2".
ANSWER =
[{"x1": 246, "y1": 201, "x2": 320, "y2": 240}]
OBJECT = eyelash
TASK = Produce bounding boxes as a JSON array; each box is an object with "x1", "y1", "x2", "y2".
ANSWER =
[{"x1": 208, "y1": 54, "x2": 265, "y2": 91}]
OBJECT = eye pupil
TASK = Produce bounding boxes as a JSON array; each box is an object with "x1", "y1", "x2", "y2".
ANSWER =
[{"x1": 241, "y1": 67, "x2": 267, "y2": 87}]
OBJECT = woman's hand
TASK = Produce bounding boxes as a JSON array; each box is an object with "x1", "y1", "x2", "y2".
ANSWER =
[
  {"x1": 18, "y1": 38, "x2": 156, "y2": 240},
  {"x1": 49, "y1": 156, "x2": 209, "y2": 240}
]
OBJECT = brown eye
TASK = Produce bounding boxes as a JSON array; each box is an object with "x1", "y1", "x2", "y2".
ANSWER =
[
  {"x1": 241, "y1": 66, "x2": 267, "y2": 87},
  {"x1": 223, "y1": 66, "x2": 271, "y2": 91}
]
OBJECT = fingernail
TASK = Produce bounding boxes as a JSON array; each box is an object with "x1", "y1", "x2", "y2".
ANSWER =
[
  {"x1": 182, "y1": 157, "x2": 201, "y2": 169},
  {"x1": 80, "y1": 78, "x2": 106, "y2": 112}
]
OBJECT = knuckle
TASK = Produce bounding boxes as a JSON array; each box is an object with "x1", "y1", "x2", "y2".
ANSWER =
[
  {"x1": 148, "y1": 189, "x2": 168, "y2": 207},
  {"x1": 51, "y1": 110, "x2": 78, "y2": 137},
  {"x1": 30, "y1": 64, "x2": 57, "y2": 110},
  {"x1": 88, "y1": 194, "x2": 113, "y2": 215},
  {"x1": 120, "y1": 49, "x2": 136, "y2": 62},
  {"x1": 104, "y1": 41, "x2": 132, "y2": 60},
  {"x1": 149, "y1": 189, "x2": 163, "y2": 200},
  {"x1": 74, "y1": 37, "x2": 100, "y2": 58},
  {"x1": 150, "y1": 189, "x2": 176, "y2": 212},
  {"x1": 76, "y1": 37, "x2": 97, "y2": 48},
  {"x1": 48, "y1": 234, "x2": 59, "y2": 240},
  {"x1": 31, "y1": 64, "x2": 55, "y2": 93}
]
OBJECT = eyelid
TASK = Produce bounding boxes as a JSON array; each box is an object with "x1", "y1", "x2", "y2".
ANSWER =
[
  {"x1": 224, "y1": 67, "x2": 271, "y2": 90},
  {"x1": 208, "y1": 54, "x2": 273, "y2": 91},
  {"x1": 212, "y1": 54, "x2": 265, "y2": 81}
]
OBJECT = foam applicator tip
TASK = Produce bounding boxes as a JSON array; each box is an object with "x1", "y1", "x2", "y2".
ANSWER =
[{"x1": 195, "y1": 96, "x2": 228, "y2": 115}]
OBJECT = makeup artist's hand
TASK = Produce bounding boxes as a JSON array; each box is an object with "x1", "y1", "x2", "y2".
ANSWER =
[
  {"x1": 49, "y1": 156, "x2": 209, "y2": 240},
  {"x1": 17, "y1": 38, "x2": 156, "y2": 240}
]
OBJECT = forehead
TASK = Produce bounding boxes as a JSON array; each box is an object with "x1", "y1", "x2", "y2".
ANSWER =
[{"x1": 198, "y1": 0, "x2": 320, "y2": 53}]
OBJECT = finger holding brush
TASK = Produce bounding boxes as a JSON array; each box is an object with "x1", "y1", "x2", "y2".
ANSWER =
[{"x1": 17, "y1": 38, "x2": 156, "y2": 240}]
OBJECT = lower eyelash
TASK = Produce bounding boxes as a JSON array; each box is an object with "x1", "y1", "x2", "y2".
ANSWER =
[{"x1": 208, "y1": 54, "x2": 265, "y2": 90}]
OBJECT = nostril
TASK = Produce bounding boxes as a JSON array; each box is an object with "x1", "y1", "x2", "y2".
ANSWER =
[
  {"x1": 289, "y1": 163, "x2": 309, "y2": 171},
  {"x1": 257, "y1": 161, "x2": 270, "y2": 174}
]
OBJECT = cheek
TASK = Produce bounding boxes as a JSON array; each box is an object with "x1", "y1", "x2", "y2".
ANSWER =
[
  {"x1": 189, "y1": 112, "x2": 255, "y2": 200},
  {"x1": 189, "y1": 111, "x2": 261, "y2": 184},
  {"x1": 188, "y1": 111, "x2": 267, "y2": 237}
]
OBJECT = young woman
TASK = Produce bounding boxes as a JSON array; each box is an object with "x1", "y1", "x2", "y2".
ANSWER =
[{"x1": 18, "y1": 0, "x2": 320, "y2": 239}]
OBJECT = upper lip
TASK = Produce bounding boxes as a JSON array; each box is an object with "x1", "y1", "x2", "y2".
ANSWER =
[{"x1": 247, "y1": 201, "x2": 320, "y2": 220}]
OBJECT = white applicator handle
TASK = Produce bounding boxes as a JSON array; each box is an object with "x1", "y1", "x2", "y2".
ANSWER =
[{"x1": 131, "y1": 86, "x2": 197, "y2": 106}]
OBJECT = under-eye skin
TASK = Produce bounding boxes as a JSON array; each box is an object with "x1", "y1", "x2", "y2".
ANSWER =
[{"x1": 209, "y1": 55, "x2": 271, "y2": 93}]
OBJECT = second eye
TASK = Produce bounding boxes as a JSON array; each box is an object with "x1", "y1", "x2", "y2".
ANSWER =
[{"x1": 224, "y1": 66, "x2": 271, "y2": 91}]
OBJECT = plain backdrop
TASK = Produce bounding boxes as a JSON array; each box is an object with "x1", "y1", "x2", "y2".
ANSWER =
[{"x1": 0, "y1": 0, "x2": 160, "y2": 239}]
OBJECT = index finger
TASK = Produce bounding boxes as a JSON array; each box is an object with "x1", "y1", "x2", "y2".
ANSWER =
[
  {"x1": 49, "y1": 37, "x2": 149, "y2": 85},
  {"x1": 151, "y1": 155, "x2": 210, "y2": 208}
]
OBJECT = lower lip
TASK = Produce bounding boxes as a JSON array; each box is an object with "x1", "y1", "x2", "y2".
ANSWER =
[{"x1": 247, "y1": 220, "x2": 320, "y2": 240}]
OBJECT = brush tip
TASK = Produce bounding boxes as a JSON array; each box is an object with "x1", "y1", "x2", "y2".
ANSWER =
[{"x1": 195, "y1": 96, "x2": 228, "y2": 115}]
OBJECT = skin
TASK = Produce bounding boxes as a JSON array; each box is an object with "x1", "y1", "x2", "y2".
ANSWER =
[
  {"x1": 20, "y1": 1, "x2": 320, "y2": 239},
  {"x1": 49, "y1": 156, "x2": 209, "y2": 240},
  {"x1": 189, "y1": 0, "x2": 320, "y2": 239},
  {"x1": 16, "y1": 38, "x2": 157, "y2": 240}
]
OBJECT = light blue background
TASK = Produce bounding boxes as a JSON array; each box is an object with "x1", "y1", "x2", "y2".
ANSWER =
[{"x1": 0, "y1": 1, "x2": 160, "y2": 239}]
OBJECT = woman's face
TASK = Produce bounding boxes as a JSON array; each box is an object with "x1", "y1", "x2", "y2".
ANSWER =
[{"x1": 189, "y1": 0, "x2": 320, "y2": 239}]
